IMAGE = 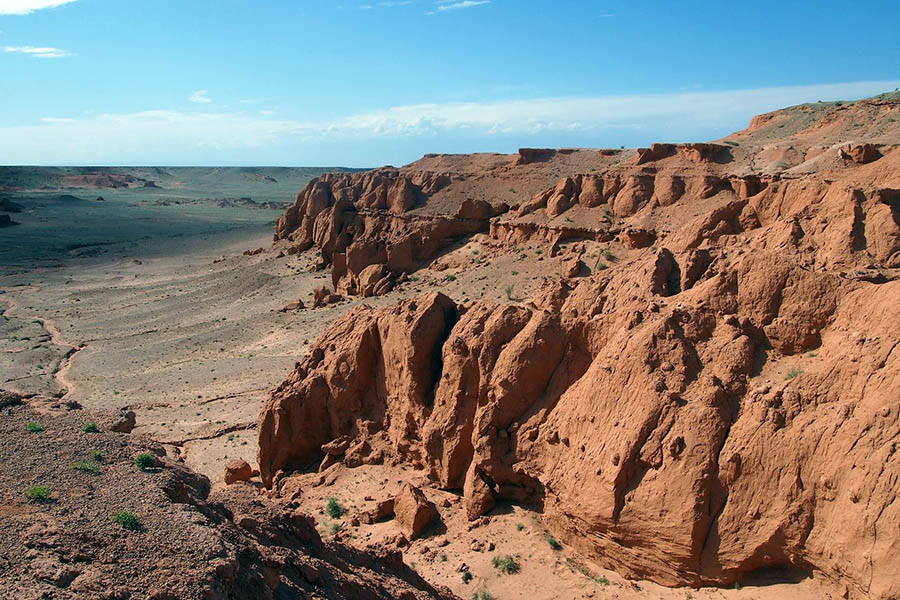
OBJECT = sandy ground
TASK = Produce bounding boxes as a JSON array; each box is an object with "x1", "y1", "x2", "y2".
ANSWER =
[
  {"x1": 283, "y1": 463, "x2": 841, "y2": 600},
  {"x1": 1, "y1": 228, "x2": 844, "y2": 600}
]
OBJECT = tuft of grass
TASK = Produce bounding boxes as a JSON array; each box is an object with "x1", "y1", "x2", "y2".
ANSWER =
[
  {"x1": 440, "y1": 553, "x2": 447, "y2": 562},
  {"x1": 325, "y1": 497, "x2": 345, "y2": 519},
  {"x1": 516, "y1": 522, "x2": 525, "y2": 531},
  {"x1": 135, "y1": 453, "x2": 156, "y2": 471},
  {"x1": 491, "y1": 554, "x2": 520, "y2": 575},
  {"x1": 594, "y1": 260, "x2": 608, "y2": 271},
  {"x1": 461, "y1": 570, "x2": 473, "y2": 584},
  {"x1": 26, "y1": 422, "x2": 44, "y2": 433},
  {"x1": 25, "y1": 484, "x2": 52, "y2": 502},
  {"x1": 113, "y1": 511, "x2": 141, "y2": 531},
  {"x1": 330, "y1": 522, "x2": 342, "y2": 535},
  {"x1": 445, "y1": 274, "x2": 457, "y2": 282},
  {"x1": 82, "y1": 421, "x2": 100, "y2": 433},
  {"x1": 602, "y1": 248, "x2": 616, "y2": 262},
  {"x1": 505, "y1": 285, "x2": 514, "y2": 301},
  {"x1": 785, "y1": 368, "x2": 803, "y2": 380},
  {"x1": 73, "y1": 460, "x2": 100, "y2": 474},
  {"x1": 90, "y1": 450, "x2": 103, "y2": 462},
  {"x1": 723, "y1": 140, "x2": 740, "y2": 147},
  {"x1": 547, "y1": 535, "x2": 563, "y2": 551},
  {"x1": 473, "y1": 591, "x2": 494, "y2": 600}
]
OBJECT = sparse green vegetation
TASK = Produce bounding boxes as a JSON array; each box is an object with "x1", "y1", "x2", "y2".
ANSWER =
[
  {"x1": 492, "y1": 554, "x2": 520, "y2": 575},
  {"x1": 73, "y1": 460, "x2": 100, "y2": 474},
  {"x1": 26, "y1": 422, "x2": 44, "y2": 433},
  {"x1": 516, "y1": 522, "x2": 525, "y2": 531},
  {"x1": 90, "y1": 450, "x2": 103, "y2": 461},
  {"x1": 462, "y1": 570, "x2": 473, "y2": 584},
  {"x1": 113, "y1": 511, "x2": 141, "y2": 531},
  {"x1": 505, "y1": 285, "x2": 514, "y2": 300},
  {"x1": 82, "y1": 421, "x2": 99, "y2": 433},
  {"x1": 445, "y1": 274, "x2": 457, "y2": 282},
  {"x1": 723, "y1": 140, "x2": 740, "y2": 147},
  {"x1": 440, "y1": 553, "x2": 447, "y2": 562},
  {"x1": 330, "y1": 522, "x2": 342, "y2": 535},
  {"x1": 547, "y1": 535, "x2": 563, "y2": 551},
  {"x1": 135, "y1": 452, "x2": 156, "y2": 471},
  {"x1": 595, "y1": 260, "x2": 608, "y2": 271},
  {"x1": 473, "y1": 591, "x2": 494, "y2": 600},
  {"x1": 25, "y1": 484, "x2": 51, "y2": 502},
  {"x1": 326, "y1": 497, "x2": 345, "y2": 519},
  {"x1": 785, "y1": 368, "x2": 803, "y2": 380},
  {"x1": 602, "y1": 248, "x2": 616, "y2": 262}
]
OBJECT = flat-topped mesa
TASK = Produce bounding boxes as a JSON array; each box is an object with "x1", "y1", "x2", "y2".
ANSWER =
[
  {"x1": 634, "y1": 143, "x2": 732, "y2": 165},
  {"x1": 515, "y1": 147, "x2": 557, "y2": 165},
  {"x1": 273, "y1": 168, "x2": 508, "y2": 296}
]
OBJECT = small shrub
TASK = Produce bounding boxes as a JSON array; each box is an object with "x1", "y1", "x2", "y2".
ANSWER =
[
  {"x1": 492, "y1": 554, "x2": 520, "y2": 575},
  {"x1": 82, "y1": 421, "x2": 99, "y2": 433},
  {"x1": 90, "y1": 450, "x2": 103, "y2": 461},
  {"x1": 505, "y1": 285, "x2": 514, "y2": 300},
  {"x1": 723, "y1": 141, "x2": 740, "y2": 147},
  {"x1": 461, "y1": 570, "x2": 473, "y2": 584},
  {"x1": 516, "y1": 522, "x2": 525, "y2": 531},
  {"x1": 602, "y1": 248, "x2": 615, "y2": 262},
  {"x1": 785, "y1": 368, "x2": 803, "y2": 380},
  {"x1": 330, "y1": 522, "x2": 342, "y2": 535},
  {"x1": 511, "y1": 270, "x2": 518, "y2": 276},
  {"x1": 325, "y1": 497, "x2": 345, "y2": 519},
  {"x1": 440, "y1": 553, "x2": 447, "y2": 562},
  {"x1": 445, "y1": 274, "x2": 457, "y2": 282},
  {"x1": 473, "y1": 591, "x2": 494, "y2": 600},
  {"x1": 547, "y1": 535, "x2": 563, "y2": 551},
  {"x1": 595, "y1": 260, "x2": 608, "y2": 271},
  {"x1": 73, "y1": 460, "x2": 100, "y2": 474},
  {"x1": 26, "y1": 422, "x2": 44, "y2": 433},
  {"x1": 25, "y1": 485, "x2": 51, "y2": 502},
  {"x1": 113, "y1": 511, "x2": 141, "y2": 531},
  {"x1": 135, "y1": 453, "x2": 156, "y2": 471}
]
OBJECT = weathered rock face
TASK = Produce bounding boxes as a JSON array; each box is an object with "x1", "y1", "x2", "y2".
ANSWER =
[
  {"x1": 261, "y1": 96, "x2": 900, "y2": 597},
  {"x1": 273, "y1": 169, "x2": 504, "y2": 296},
  {"x1": 259, "y1": 246, "x2": 900, "y2": 596}
]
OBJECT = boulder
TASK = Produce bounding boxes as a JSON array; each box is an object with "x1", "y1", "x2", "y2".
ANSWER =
[
  {"x1": 224, "y1": 459, "x2": 253, "y2": 485},
  {"x1": 393, "y1": 483, "x2": 436, "y2": 539}
]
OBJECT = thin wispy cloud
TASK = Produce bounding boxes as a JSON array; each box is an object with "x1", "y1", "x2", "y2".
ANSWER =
[
  {"x1": 3, "y1": 45, "x2": 72, "y2": 58},
  {"x1": 2, "y1": 80, "x2": 897, "y2": 165},
  {"x1": 429, "y1": 0, "x2": 490, "y2": 14},
  {"x1": 0, "y1": 0, "x2": 78, "y2": 15},
  {"x1": 188, "y1": 90, "x2": 212, "y2": 104}
]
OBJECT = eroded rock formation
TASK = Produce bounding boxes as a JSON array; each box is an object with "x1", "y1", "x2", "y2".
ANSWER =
[{"x1": 261, "y1": 95, "x2": 900, "y2": 597}]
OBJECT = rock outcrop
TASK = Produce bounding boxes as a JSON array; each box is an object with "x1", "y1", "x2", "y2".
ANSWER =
[
  {"x1": 260, "y1": 251, "x2": 899, "y2": 596},
  {"x1": 259, "y1": 94, "x2": 900, "y2": 597},
  {"x1": 273, "y1": 169, "x2": 507, "y2": 296}
]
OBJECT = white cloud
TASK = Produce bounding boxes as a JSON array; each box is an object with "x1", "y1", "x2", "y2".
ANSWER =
[
  {"x1": 188, "y1": 90, "x2": 212, "y2": 104},
  {"x1": 1, "y1": 80, "x2": 898, "y2": 165},
  {"x1": 431, "y1": 0, "x2": 490, "y2": 13},
  {"x1": 0, "y1": 0, "x2": 78, "y2": 15},
  {"x1": 3, "y1": 45, "x2": 72, "y2": 58}
]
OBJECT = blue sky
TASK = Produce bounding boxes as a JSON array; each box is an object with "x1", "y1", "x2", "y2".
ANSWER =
[{"x1": 1, "y1": 0, "x2": 898, "y2": 166}]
